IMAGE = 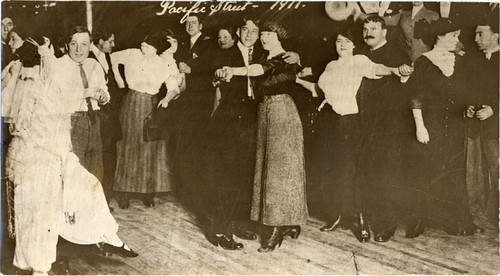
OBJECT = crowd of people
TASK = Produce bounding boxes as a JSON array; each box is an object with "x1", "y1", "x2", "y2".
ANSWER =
[{"x1": 1, "y1": 1, "x2": 499, "y2": 274}]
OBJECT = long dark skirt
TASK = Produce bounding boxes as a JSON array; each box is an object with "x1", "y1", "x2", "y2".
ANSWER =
[
  {"x1": 250, "y1": 94, "x2": 308, "y2": 226},
  {"x1": 406, "y1": 127, "x2": 471, "y2": 231},
  {"x1": 114, "y1": 89, "x2": 172, "y2": 194},
  {"x1": 316, "y1": 105, "x2": 362, "y2": 220}
]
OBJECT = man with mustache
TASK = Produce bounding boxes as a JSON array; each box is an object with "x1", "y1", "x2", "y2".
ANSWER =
[{"x1": 356, "y1": 15, "x2": 413, "y2": 242}]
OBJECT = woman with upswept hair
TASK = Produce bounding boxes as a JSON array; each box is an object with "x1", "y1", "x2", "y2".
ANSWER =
[{"x1": 111, "y1": 31, "x2": 180, "y2": 209}]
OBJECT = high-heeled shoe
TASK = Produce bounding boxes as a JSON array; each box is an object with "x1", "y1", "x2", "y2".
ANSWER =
[
  {"x1": 405, "y1": 218, "x2": 425, "y2": 238},
  {"x1": 258, "y1": 227, "x2": 284, "y2": 253},
  {"x1": 320, "y1": 216, "x2": 346, "y2": 232},
  {"x1": 356, "y1": 213, "x2": 371, "y2": 243},
  {"x1": 283, "y1": 225, "x2": 301, "y2": 239},
  {"x1": 97, "y1": 243, "x2": 139, "y2": 257}
]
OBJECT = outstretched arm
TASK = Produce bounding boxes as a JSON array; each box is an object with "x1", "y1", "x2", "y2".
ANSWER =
[{"x1": 296, "y1": 78, "x2": 321, "y2": 98}]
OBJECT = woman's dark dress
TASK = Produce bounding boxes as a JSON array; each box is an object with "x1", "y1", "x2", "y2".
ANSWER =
[{"x1": 406, "y1": 54, "x2": 472, "y2": 231}]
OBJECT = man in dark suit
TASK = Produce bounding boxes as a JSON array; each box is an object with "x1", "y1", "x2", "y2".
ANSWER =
[
  {"x1": 175, "y1": 15, "x2": 216, "y2": 142},
  {"x1": 204, "y1": 17, "x2": 302, "y2": 250},
  {"x1": 356, "y1": 15, "x2": 413, "y2": 242},
  {"x1": 202, "y1": 17, "x2": 263, "y2": 250},
  {"x1": 89, "y1": 29, "x2": 122, "y2": 203},
  {"x1": 464, "y1": 18, "x2": 499, "y2": 231}
]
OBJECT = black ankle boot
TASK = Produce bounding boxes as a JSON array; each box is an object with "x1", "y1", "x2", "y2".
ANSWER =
[{"x1": 258, "y1": 226, "x2": 284, "y2": 253}]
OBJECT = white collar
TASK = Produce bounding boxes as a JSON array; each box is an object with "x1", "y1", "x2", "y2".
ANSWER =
[
  {"x1": 91, "y1": 44, "x2": 104, "y2": 58},
  {"x1": 237, "y1": 41, "x2": 253, "y2": 53},
  {"x1": 63, "y1": 54, "x2": 88, "y2": 66},
  {"x1": 411, "y1": 5, "x2": 424, "y2": 19},
  {"x1": 423, "y1": 48, "x2": 455, "y2": 77},
  {"x1": 190, "y1": 32, "x2": 202, "y2": 46},
  {"x1": 484, "y1": 45, "x2": 500, "y2": 60},
  {"x1": 370, "y1": 40, "x2": 387, "y2": 51}
]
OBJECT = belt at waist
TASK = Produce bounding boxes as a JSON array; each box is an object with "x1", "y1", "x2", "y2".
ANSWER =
[{"x1": 72, "y1": 111, "x2": 89, "y2": 117}]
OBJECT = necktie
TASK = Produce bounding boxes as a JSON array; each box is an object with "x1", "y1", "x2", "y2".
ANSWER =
[
  {"x1": 105, "y1": 53, "x2": 115, "y2": 81},
  {"x1": 248, "y1": 47, "x2": 253, "y2": 65},
  {"x1": 247, "y1": 47, "x2": 254, "y2": 99},
  {"x1": 79, "y1": 63, "x2": 97, "y2": 125}
]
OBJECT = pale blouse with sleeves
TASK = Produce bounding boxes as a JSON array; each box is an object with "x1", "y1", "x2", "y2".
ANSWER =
[
  {"x1": 318, "y1": 54, "x2": 380, "y2": 116},
  {"x1": 111, "y1": 49, "x2": 178, "y2": 95},
  {"x1": 161, "y1": 55, "x2": 184, "y2": 91}
]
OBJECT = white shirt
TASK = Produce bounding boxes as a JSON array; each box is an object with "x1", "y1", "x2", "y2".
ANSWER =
[
  {"x1": 411, "y1": 5, "x2": 424, "y2": 19},
  {"x1": 111, "y1": 49, "x2": 178, "y2": 95},
  {"x1": 90, "y1": 44, "x2": 109, "y2": 74},
  {"x1": 52, "y1": 55, "x2": 109, "y2": 112},
  {"x1": 190, "y1": 32, "x2": 202, "y2": 50},
  {"x1": 484, "y1": 45, "x2": 500, "y2": 60},
  {"x1": 318, "y1": 55, "x2": 380, "y2": 115},
  {"x1": 237, "y1": 41, "x2": 254, "y2": 98}
]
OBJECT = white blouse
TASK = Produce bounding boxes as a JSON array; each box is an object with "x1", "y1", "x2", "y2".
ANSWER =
[
  {"x1": 111, "y1": 49, "x2": 178, "y2": 95},
  {"x1": 318, "y1": 55, "x2": 380, "y2": 116}
]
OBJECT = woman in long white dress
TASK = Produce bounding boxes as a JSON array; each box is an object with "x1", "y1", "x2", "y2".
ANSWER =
[{"x1": 4, "y1": 34, "x2": 137, "y2": 276}]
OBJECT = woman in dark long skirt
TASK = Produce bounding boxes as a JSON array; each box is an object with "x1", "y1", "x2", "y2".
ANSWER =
[
  {"x1": 405, "y1": 18, "x2": 482, "y2": 237},
  {"x1": 296, "y1": 28, "x2": 400, "y2": 242},
  {"x1": 111, "y1": 32, "x2": 180, "y2": 208}
]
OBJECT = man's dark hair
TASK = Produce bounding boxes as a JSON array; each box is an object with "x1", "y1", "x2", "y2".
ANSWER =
[
  {"x1": 92, "y1": 29, "x2": 113, "y2": 45},
  {"x1": 362, "y1": 15, "x2": 387, "y2": 30},
  {"x1": 238, "y1": 17, "x2": 260, "y2": 29},
  {"x1": 478, "y1": 23, "x2": 499, "y2": 34},
  {"x1": 185, "y1": 15, "x2": 203, "y2": 25},
  {"x1": 67, "y1": 26, "x2": 92, "y2": 44}
]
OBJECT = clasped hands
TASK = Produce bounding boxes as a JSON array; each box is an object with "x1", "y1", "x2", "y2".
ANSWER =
[
  {"x1": 214, "y1": 66, "x2": 234, "y2": 83},
  {"x1": 466, "y1": 105, "x2": 493, "y2": 120},
  {"x1": 84, "y1": 88, "x2": 109, "y2": 104}
]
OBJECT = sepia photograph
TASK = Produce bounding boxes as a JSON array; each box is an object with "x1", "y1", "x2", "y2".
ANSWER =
[{"x1": 0, "y1": 0, "x2": 499, "y2": 275}]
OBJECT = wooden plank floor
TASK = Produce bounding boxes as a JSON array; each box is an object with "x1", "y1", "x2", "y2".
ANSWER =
[{"x1": 2, "y1": 193, "x2": 499, "y2": 275}]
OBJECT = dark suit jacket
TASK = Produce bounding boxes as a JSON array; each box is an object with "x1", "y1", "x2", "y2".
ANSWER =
[
  {"x1": 176, "y1": 33, "x2": 216, "y2": 77},
  {"x1": 466, "y1": 51, "x2": 499, "y2": 140},
  {"x1": 88, "y1": 50, "x2": 123, "y2": 117}
]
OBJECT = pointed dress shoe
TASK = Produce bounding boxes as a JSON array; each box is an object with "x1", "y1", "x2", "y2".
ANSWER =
[
  {"x1": 320, "y1": 216, "x2": 349, "y2": 232},
  {"x1": 209, "y1": 234, "x2": 244, "y2": 250},
  {"x1": 405, "y1": 219, "x2": 425, "y2": 238},
  {"x1": 97, "y1": 243, "x2": 139, "y2": 257},
  {"x1": 374, "y1": 230, "x2": 394, "y2": 242},
  {"x1": 230, "y1": 221, "x2": 257, "y2": 240}
]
